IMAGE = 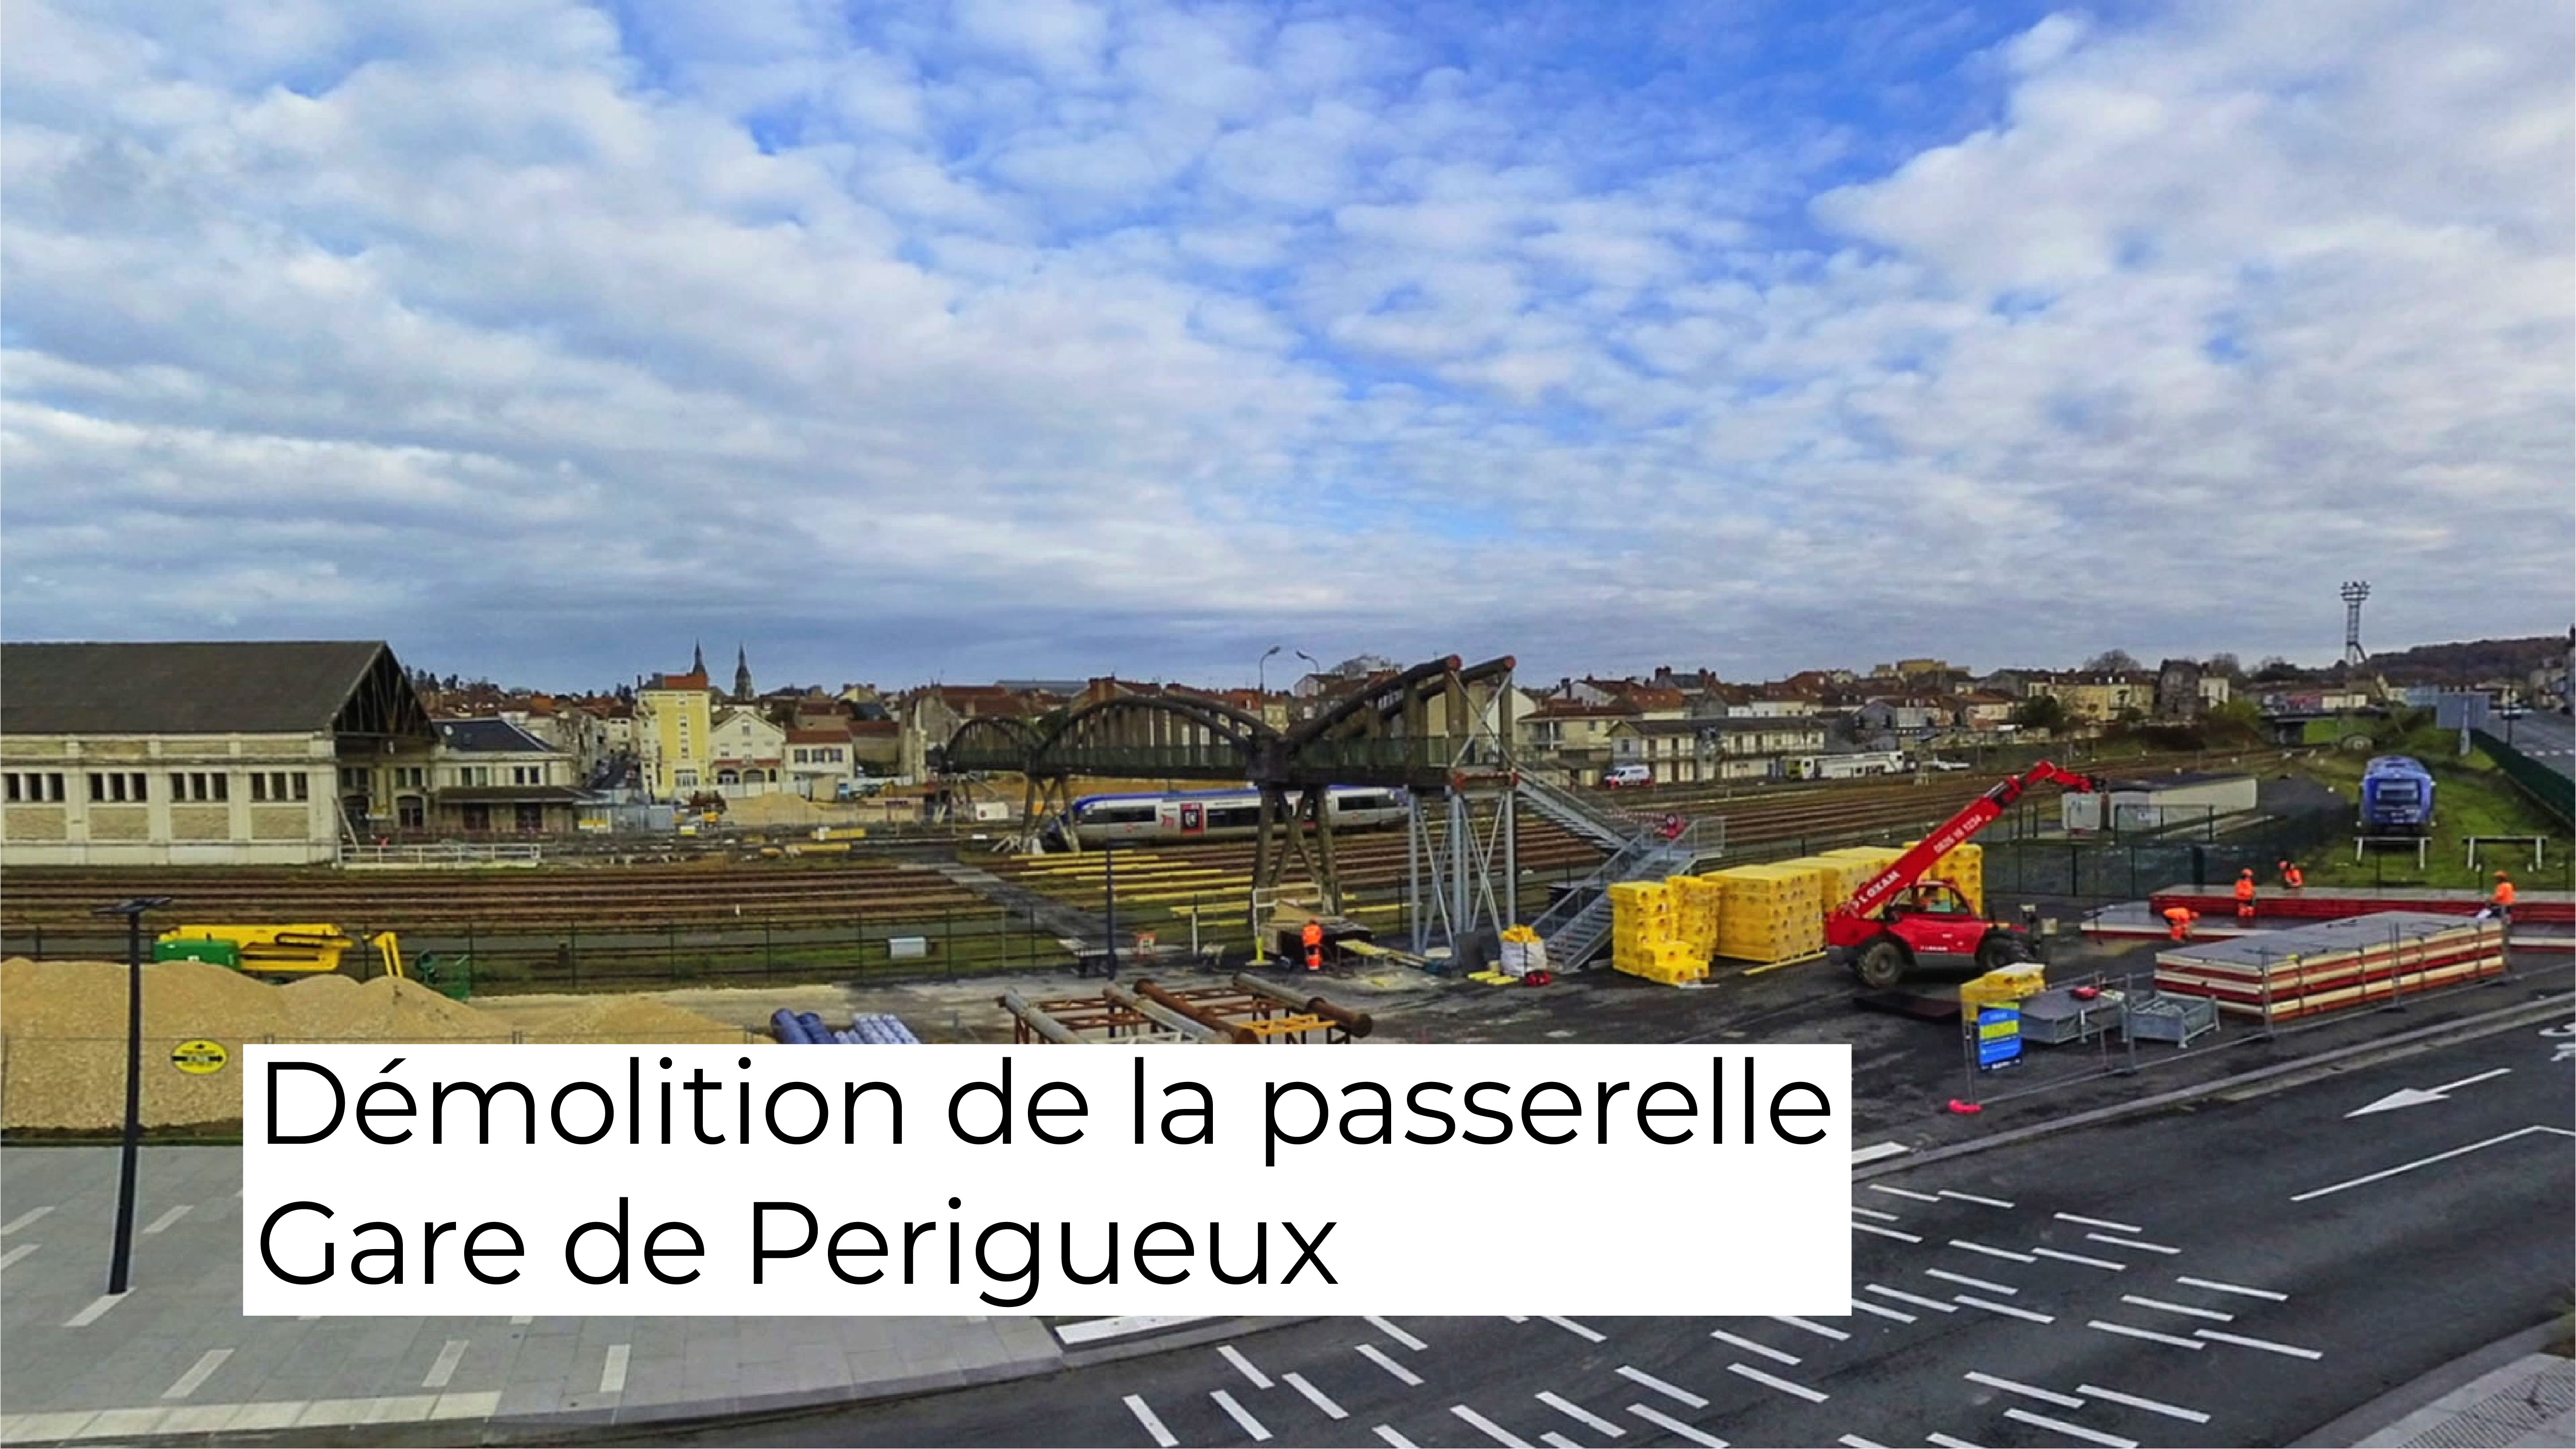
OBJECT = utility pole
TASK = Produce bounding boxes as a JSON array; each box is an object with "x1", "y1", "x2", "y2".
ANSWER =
[{"x1": 95, "y1": 895, "x2": 172, "y2": 1296}]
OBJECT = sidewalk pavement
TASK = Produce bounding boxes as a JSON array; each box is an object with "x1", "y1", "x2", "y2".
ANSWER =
[
  {"x1": 0, "y1": 1147, "x2": 1065, "y2": 1444},
  {"x1": 2300, "y1": 1322, "x2": 2576, "y2": 1449}
]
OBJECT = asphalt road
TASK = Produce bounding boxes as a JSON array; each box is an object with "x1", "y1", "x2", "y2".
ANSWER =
[
  {"x1": 655, "y1": 1013, "x2": 2575, "y2": 1449},
  {"x1": 2494, "y1": 710, "x2": 2575, "y2": 782}
]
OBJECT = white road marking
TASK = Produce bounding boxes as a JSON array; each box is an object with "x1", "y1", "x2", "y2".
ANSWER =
[
  {"x1": 1541, "y1": 1315, "x2": 1606, "y2": 1343},
  {"x1": 1217, "y1": 1345, "x2": 1272, "y2": 1390},
  {"x1": 1286, "y1": 1373, "x2": 1348, "y2": 1420},
  {"x1": 1726, "y1": 1363, "x2": 1828, "y2": 1403},
  {"x1": 1854, "y1": 1142, "x2": 1911, "y2": 1165},
  {"x1": 142, "y1": 1205, "x2": 191, "y2": 1236},
  {"x1": 1857, "y1": 1223, "x2": 1924, "y2": 1243},
  {"x1": 1060, "y1": 1316, "x2": 1222, "y2": 1344},
  {"x1": 1372, "y1": 1426, "x2": 1417, "y2": 1449},
  {"x1": 2078, "y1": 1384, "x2": 2211, "y2": 1423},
  {"x1": 1124, "y1": 1394, "x2": 1178, "y2": 1448},
  {"x1": 1864, "y1": 1284, "x2": 1958, "y2": 1313},
  {"x1": 598, "y1": 1344, "x2": 631, "y2": 1394},
  {"x1": 1963, "y1": 1371, "x2": 2081, "y2": 1408},
  {"x1": 2289, "y1": 1125, "x2": 2576, "y2": 1202},
  {"x1": 0, "y1": 1206, "x2": 55, "y2": 1235},
  {"x1": 1542, "y1": 1433, "x2": 1581, "y2": 1449},
  {"x1": 1617, "y1": 1365, "x2": 1706, "y2": 1408},
  {"x1": 1505, "y1": 1315, "x2": 1529, "y2": 1323},
  {"x1": 421, "y1": 1339, "x2": 468, "y2": 1390},
  {"x1": 2086, "y1": 1320, "x2": 2205, "y2": 1350},
  {"x1": 1948, "y1": 1239, "x2": 2036, "y2": 1264},
  {"x1": 1709, "y1": 1329, "x2": 1800, "y2": 1364},
  {"x1": 2085, "y1": 1232, "x2": 2179, "y2": 1255},
  {"x1": 1870, "y1": 1185, "x2": 1941, "y2": 1203},
  {"x1": 1953, "y1": 1295, "x2": 2052, "y2": 1323},
  {"x1": 1852, "y1": 1206, "x2": 1902, "y2": 1222},
  {"x1": 2054, "y1": 1212, "x2": 2141, "y2": 1234},
  {"x1": 1452, "y1": 1403, "x2": 1534, "y2": 1448},
  {"x1": 1938, "y1": 1190, "x2": 2015, "y2": 1208},
  {"x1": 1369, "y1": 1315, "x2": 1429, "y2": 1350},
  {"x1": 1926, "y1": 1433, "x2": 1985, "y2": 1448},
  {"x1": 65, "y1": 1294, "x2": 122, "y2": 1328},
  {"x1": 1358, "y1": 1343, "x2": 1424, "y2": 1386},
  {"x1": 2195, "y1": 1328, "x2": 2323, "y2": 1359},
  {"x1": 1212, "y1": 1389, "x2": 1272, "y2": 1441},
  {"x1": 2030, "y1": 1248, "x2": 2126, "y2": 1271},
  {"x1": 161, "y1": 1349, "x2": 232, "y2": 1400},
  {"x1": 509, "y1": 1316, "x2": 533, "y2": 1325},
  {"x1": 2004, "y1": 1407, "x2": 2135, "y2": 1448},
  {"x1": 1850, "y1": 1298, "x2": 1915, "y2": 1323},
  {"x1": 0, "y1": 1244, "x2": 36, "y2": 1272},
  {"x1": 1772, "y1": 1315, "x2": 1850, "y2": 1341},
  {"x1": 2175, "y1": 1276, "x2": 2288, "y2": 1301},
  {"x1": 1838, "y1": 1436, "x2": 1888, "y2": 1449},
  {"x1": 1924, "y1": 1267, "x2": 2017, "y2": 1295},
  {"x1": 1537, "y1": 1391, "x2": 1624, "y2": 1436},
  {"x1": 2121, "y1": 1294, "x2": 2233, "y2": 1322},
  {"x1": 2346, "y1": 1067, "x2": 2514, "y2": 1117},
  {"x1": 1630, "y1": 1403, "x2": 1728, "y2": 1447}
]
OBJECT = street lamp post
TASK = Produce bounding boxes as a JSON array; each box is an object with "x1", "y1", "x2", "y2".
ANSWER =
[
  {"x1": 95, "y1": 895, "x2": 173, "y2": 1296},
  {"x1": 1102, "y1": 844, "x2": 1120, "y2": 981},
  {"x1": 1257, "y1": 645, "x2": 1282, "y2": 697}
]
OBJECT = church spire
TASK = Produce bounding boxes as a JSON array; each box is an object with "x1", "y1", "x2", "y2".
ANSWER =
[
  {"x1": 691, "y1": 639, "x2": 706, "y2": 678},
  {"x1": 734, "y1": 644, "x2": 754, "y2": 702}
]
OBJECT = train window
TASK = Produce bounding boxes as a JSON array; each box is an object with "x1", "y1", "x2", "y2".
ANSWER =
[
  {"x1": 1082, "y1": 805, "x2": 1157, "y2": 826},
  {"x1": 1207, "y1": 807, "x2": 1262, "y2": 829},
  {"x1": 1338, "y1": 793, "x2": 1392, "y2": 811}
]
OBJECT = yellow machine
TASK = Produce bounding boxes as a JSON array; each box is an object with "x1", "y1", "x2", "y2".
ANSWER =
[{"x1": 154, "y1": 924, "x2": 410, "y2": 980}]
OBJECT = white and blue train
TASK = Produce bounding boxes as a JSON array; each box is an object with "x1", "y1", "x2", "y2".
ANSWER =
[
  {"x1": 1047, "y1": 786, "x2": 1411, "y2": 849},
  {"x1": 2360, "y1": 755, "x2": 2437, "y2": 834}
]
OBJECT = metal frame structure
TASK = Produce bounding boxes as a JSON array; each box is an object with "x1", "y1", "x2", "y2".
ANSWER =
[
  {"x1": 997, "y1": 974, "x2": 1373, "y2": 1045},
  {"x1": 2341, "y1": 580, "x2": 2371, "y2": 669},
  {"x1": 944, "y1": 656, "x2": 1521, "y2": 939}
]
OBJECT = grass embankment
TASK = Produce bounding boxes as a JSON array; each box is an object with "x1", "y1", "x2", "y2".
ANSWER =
[{"x1": 2293, "y1": 745, "x2": 2571, "y2": 890}]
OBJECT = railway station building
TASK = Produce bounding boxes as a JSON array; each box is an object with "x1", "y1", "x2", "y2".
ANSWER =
[{"x1": 0, "y1": 640, "x2": 438, "y2": 866}]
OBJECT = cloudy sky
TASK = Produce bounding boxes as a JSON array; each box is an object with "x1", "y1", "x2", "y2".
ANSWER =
[{"x1": 3, "y1": 0, "x2": 2569, "y2": 692}]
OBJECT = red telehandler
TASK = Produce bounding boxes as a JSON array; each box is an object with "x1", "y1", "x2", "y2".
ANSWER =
[{"x1": 1832, "y1": 760, "x2": 2104, "y2": 990}]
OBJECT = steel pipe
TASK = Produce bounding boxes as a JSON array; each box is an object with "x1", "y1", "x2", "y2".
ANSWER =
[
  {"x1": 996, "y1": 991, "x2": 1085, "y2": 1045},
  {"x1": 1228, "y1": 973, "x2": 1374, "y2": 1037}
]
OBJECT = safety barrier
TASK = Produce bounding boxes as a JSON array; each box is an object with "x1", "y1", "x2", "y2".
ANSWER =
[{"x1": 2473, "y1": 728, "x2": 2575, "y2": 827}]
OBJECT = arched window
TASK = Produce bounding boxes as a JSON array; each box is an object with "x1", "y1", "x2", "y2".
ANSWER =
[{"x1": 717, "y1": 769, "x2": 739, "y2": 785}]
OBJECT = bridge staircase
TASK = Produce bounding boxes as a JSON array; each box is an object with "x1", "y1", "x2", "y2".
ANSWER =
[
  {"x1": 1527, "y1": 818, "x2": 1725, "y2": 969},
  {"x1": 1514, "y1": 774, "x2": 1639, "y2": 852}
]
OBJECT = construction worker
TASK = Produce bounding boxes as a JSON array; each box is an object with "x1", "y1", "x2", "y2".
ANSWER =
[
  {"x1": 2279, "y1": 859, "x2": 2305, "y2": 890},
  {"x1": 2234, "y1": 867, "x2": 2258, "y2": 922},
  {"x1": 2163, "y1": 905, "x2": 2197, "y2": 942},
  {"x1": 2493, "y1": 870, "x2": 2516, "y2": 927},
  {"x1": 1302, "y1": 918, "x2": 1325, "y2": 973}
]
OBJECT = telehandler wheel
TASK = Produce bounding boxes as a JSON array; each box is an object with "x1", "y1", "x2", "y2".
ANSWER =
[
  {"x1": 1976, "y1": 933, "x2": 2035, "y2": 974},
  {"x1": 1855, "y1": 938, "x2": 1909, "y2": 990}
]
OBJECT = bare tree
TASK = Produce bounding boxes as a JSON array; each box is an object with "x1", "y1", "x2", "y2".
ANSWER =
[
  {"x1": 2205, "y1": 652, "x2": 2242, "y2": 678},
  {"x1": 2083, "y1": 649, "x2": 2142, "y2": 673}
]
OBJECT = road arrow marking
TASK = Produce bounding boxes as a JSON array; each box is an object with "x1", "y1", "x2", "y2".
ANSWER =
[
  {"x1": 2292, "y1": 1124, "x2": 2576, "y2": 1202},
  {"x1": 2347, "y1": 1067, "x2": 2511, "y2": 1116}
]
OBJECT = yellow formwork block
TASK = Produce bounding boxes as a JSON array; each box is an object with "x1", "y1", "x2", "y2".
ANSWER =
[{"x1": 1959, "y1": 963, "x2": 2045, "y2": 1009}]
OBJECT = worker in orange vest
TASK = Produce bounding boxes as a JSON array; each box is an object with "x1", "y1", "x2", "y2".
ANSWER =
[
  {"x1": 2278, "y1": 859, "x2": 2305, "y2": 890},
  {"x1": 2163, "y1": 905, "x2": 2197, "y2": 941},
  {"x1": 2493, "y1": 870, "x2": 2517, "y2": 926},
  {"x1": 1302, "y1": 918, "x2": 1325, "y2": 972},
  {"x1": 2234, "y1": 867, "x2": 2257, "y2": 922}
]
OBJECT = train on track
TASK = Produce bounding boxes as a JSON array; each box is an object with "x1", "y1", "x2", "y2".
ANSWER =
[
  {"x1": 2360, "y1": 754, "x2": 2437, "y2": 834},
  {"x1": 1047, "y1": 786, "x2": 1412, "y2": 849}
]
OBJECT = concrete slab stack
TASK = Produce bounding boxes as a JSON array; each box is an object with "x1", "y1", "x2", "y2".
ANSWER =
[{"x1": 2152, "y1": 911, "x2": 2507, "y2": 1020}]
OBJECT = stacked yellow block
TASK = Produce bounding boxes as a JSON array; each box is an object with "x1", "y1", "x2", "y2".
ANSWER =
[
  {"x1": 1608, "y1": 881, "x2": 1708, "y2": 985},
  {"x1": 1959, "y1": 962, "x2": 2046, "y2": 1009},
  {"x1": 1774, "y1": 854, "x2": 1877, "y2": 911},
  {"x1": 1823, "y1": 842, "x2": 1986, "y2": 915},
  {"x1": 1708, "y1": 863, "x2": 1827, "y2": 965},
  {"x1": 1668, "y1": 874, "x2": 1723, "y2": 962}
]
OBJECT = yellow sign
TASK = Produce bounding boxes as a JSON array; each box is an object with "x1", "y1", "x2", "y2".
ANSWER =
[{"x1": 171, "y1": 1040, "x2": 228, "y2": 1075}]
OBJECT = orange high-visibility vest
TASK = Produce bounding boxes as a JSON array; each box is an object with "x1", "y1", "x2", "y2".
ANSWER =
[
  {"x1": 2495, "y1": 881, "x2": 2517, "y2": 908},
  {"x1": 1303, "y1": 922, "x2": 1324, "y2": 947},
  {"x1": 2235, "y1": 877, "x2": 2256, "y2": 902},
  {"x1": 2284, "y1": 865, "x2": 2304, "y2": 888}
]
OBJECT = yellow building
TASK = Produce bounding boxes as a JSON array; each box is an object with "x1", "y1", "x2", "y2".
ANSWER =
[{"x1": 635, "y1": 649, "x2": 717, "y2": 801}]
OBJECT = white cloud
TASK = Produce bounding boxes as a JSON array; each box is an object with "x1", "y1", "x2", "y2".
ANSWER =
[{"x1": 1, "y1": 0, "x2": 2566, "y2": 685}]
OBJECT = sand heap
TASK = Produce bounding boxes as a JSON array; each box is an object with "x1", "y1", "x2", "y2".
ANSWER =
[{"x1": 0, "y1": 958, "x2": 740, "y2": 1131}]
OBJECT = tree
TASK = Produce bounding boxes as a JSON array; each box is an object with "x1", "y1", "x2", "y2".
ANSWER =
[
  {"x1": 2205, "y1": 653, "x2": 2242, "y2": 678},
  {"x1": 2013, "y1": 694, "x2": 2068, "y2": 732},
  {"x1": 2252, "y1": 656, "x2": 2300, "y2": 682},
  {"x1": 2083, "y1": 649, "x2": 2141, "y2": 673},
  {"x1": 2206, "y1": 698, "x2": 2264, "y2": 741}
]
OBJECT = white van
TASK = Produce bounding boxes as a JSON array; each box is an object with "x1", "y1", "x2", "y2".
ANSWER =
[{"x1": 1601, "y1": 764, "x2": 1653, "y2": 788}]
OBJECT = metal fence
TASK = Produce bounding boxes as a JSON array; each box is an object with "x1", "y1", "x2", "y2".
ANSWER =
[{"x1": 2475, "y1": 727, "x2": 2576, "y2": 827}]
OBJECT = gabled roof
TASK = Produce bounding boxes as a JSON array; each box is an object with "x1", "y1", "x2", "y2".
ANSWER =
[
  {"x1": 435, "y1": 717, "x2": 557, "y2": 753},
  {"x1": 0, "y1": 640, "x2": 431, "y2": 739}
]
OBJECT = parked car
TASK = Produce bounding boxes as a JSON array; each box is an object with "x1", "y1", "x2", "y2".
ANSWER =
[{"x1": 1600, "y1": 764, "x2": 1653, "y2": 788}]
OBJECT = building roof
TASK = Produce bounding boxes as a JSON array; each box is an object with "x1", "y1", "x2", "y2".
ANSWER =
[
  {"x1": 1617, "y1": 715, "x2": 1827, "y2": 735},
  {"x1": 434, "y1": 718, "x2": 557, "y2": 753},
  {"x1": 0, "y1": 640, "x2": 430, "y2": 738}
]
